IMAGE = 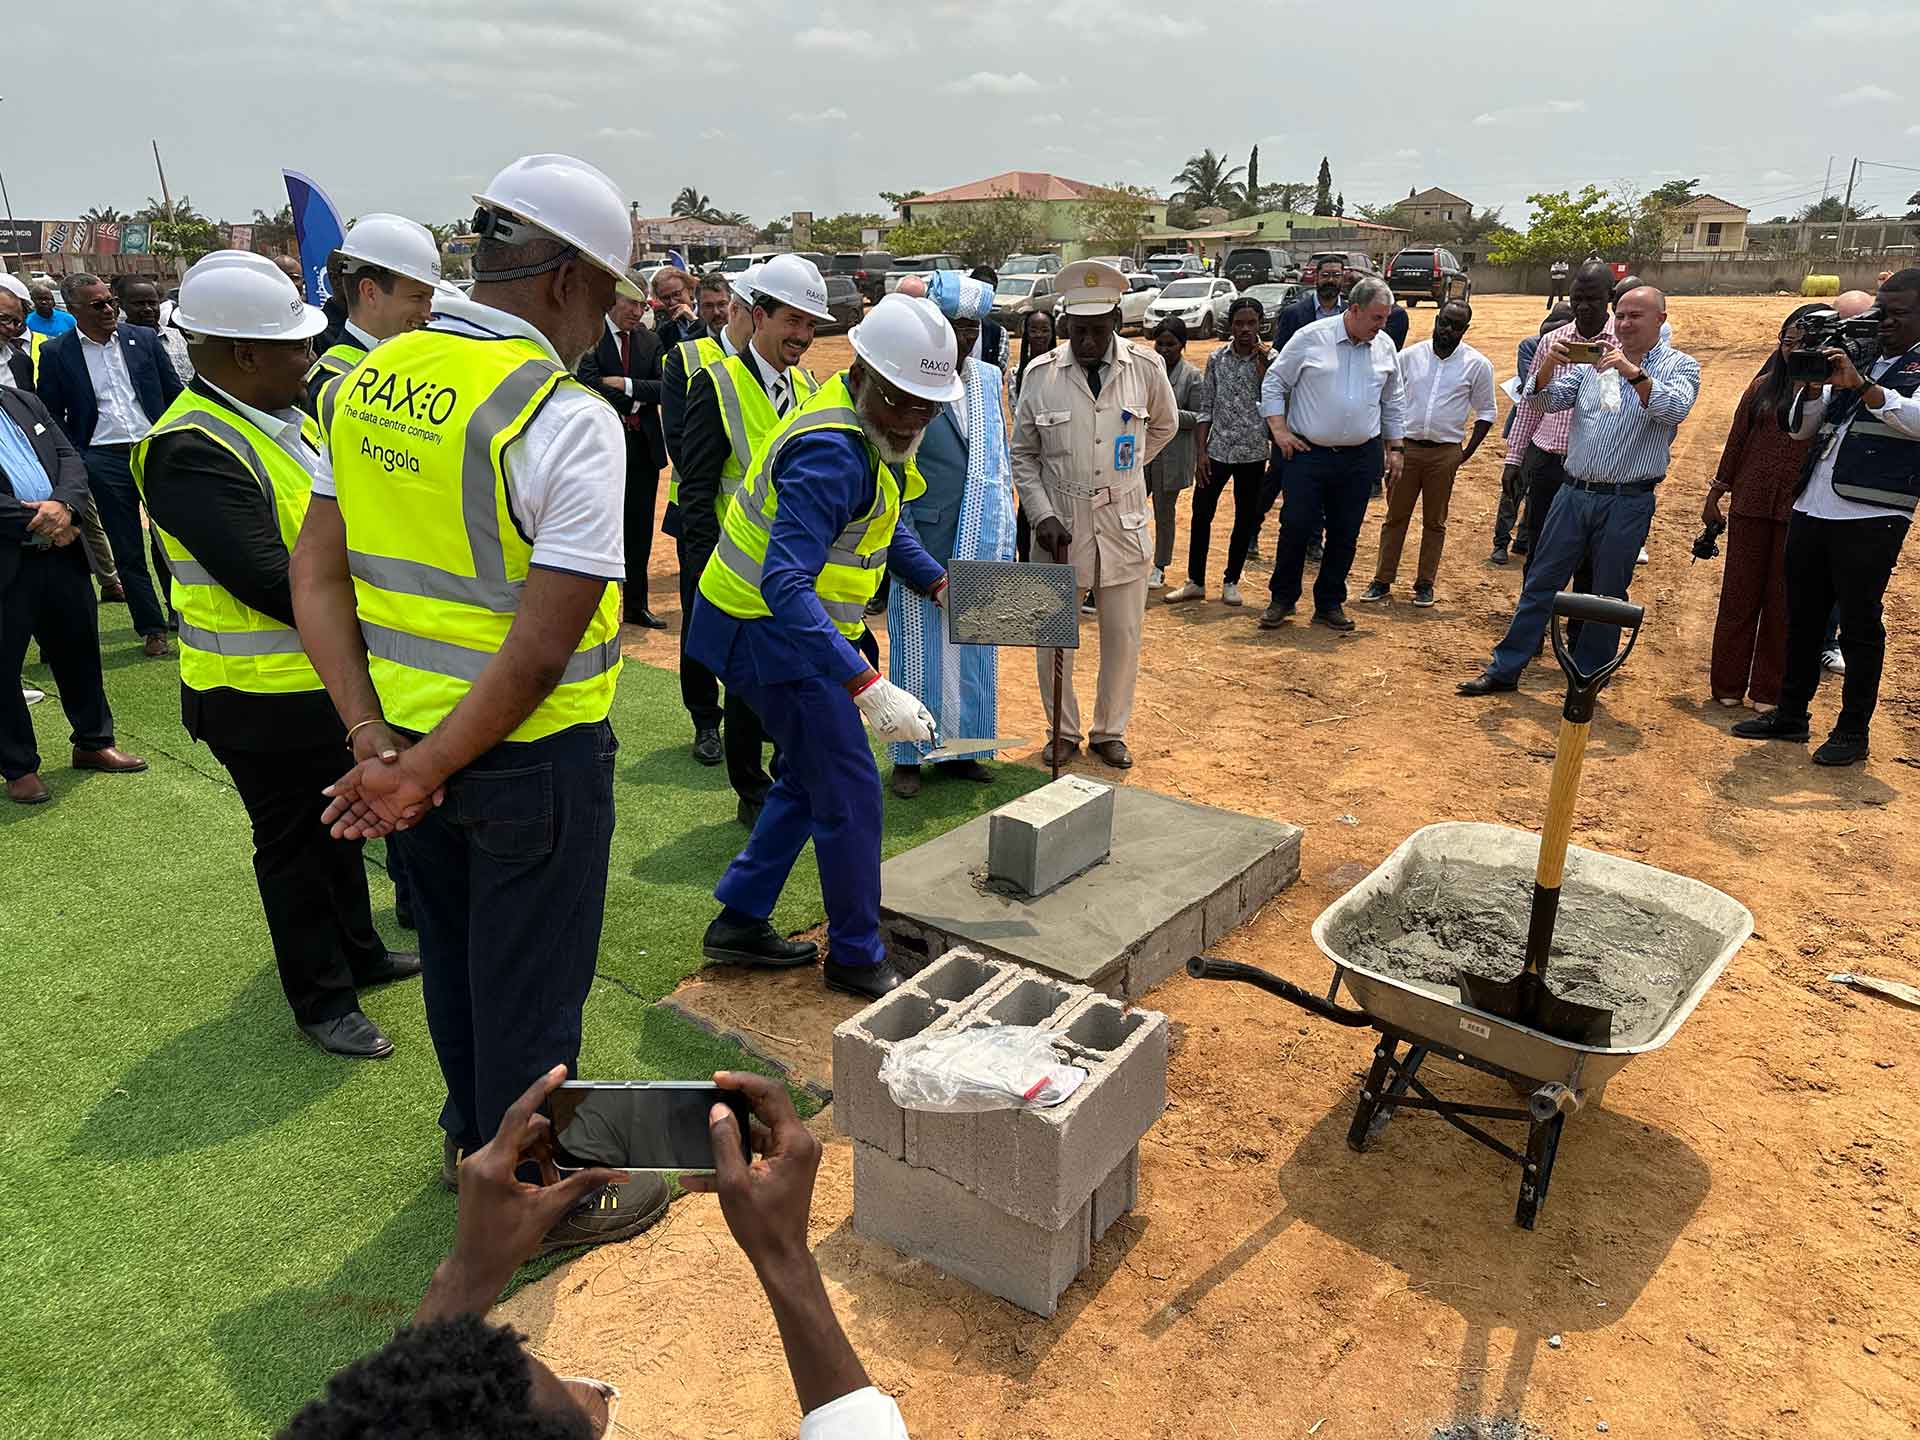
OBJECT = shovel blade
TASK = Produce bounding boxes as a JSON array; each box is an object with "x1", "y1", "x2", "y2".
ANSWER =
[{"x1": 1456, "y1": 967, "x2": 1614, "y2": 1046}]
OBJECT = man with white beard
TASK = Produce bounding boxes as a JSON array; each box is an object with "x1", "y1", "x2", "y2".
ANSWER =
[{"x1": 688, "y1": 294, "x2": 958, "y2": 1000}]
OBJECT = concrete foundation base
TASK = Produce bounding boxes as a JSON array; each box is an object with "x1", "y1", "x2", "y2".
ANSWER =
[{"x1": 879, "y1": 787, "x2": 1303, "y2": 999}]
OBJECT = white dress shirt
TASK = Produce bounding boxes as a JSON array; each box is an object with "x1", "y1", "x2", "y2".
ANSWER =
[
  {"x1": 798, "y1": 1386, "x2": 910, "y2": 1439},
  {"x1": 1259, "y1": 313, "x2": 1406, "y2": 446},
  {"x1": 1791, "y1": 351, "x2": 1920, "y2": 521},
  {"x1": 0, "y1": 340, "x2": 17, "y2": 387},
  {"x1": 198, "y1": 378, "x2": 330, "y2": 487},
  {"x1": 80, "y1": 327, "x2": 150, "y2": 444},
  {"x1": 343, "y1": 318, "x2": 378, "y2": 352},
  {"x1": 1399, "y1": 339, "x2": 1496, "y2": 444},
  {"x1": 745, "y1": 340, "x2": 793, "y2": 415}
]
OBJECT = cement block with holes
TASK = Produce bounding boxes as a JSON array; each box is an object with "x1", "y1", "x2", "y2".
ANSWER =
[
  {"x1": 881, "y1": 786, "x2": 1301, "y2": 998},
  {"x1": 1091, "y1": 1145, "x2": 1140, "y2": 1243},
  {"x1": 964, "y1": 995, "x2": 1168, "y2": 1229},
  {"x1": 852, "y1": 1141, "x2": 1093, "y2": 1317},
  {"x1": 987, "y1": 775, "x2": 1115, "y2": 897}
]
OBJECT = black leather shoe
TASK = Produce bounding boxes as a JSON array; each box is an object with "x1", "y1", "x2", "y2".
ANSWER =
[
  {"x1": 702, "y1": 913, "x2": 818, "y2": 968},
  {"x1": 1812, "y1": 731, "x2": 1869, "y2": 766},
  {"x1": 1458, "y1": 670, "x2": 1519, "y2": 697},
  {"x1": 691, "y1": 728, "x2": 723, "y2": 766},
  {"x1": 1313, "y1": 607, "x2": 1355, "y2": 632},
  {"x1": 630, "y1": 608, "x2": 667, "y2": 630},
  {"x1": 736, "y1": 795, "x2": 763, "y2": 829},
  {"x1": 1731, "y1": 710, "x2": 1810, "y2": 742},
  {"x1": 356, "y1": 950, "x2": 422, "y2": 987},
  {"x1": 540, "y1": 1174, "x2": 671, "y2": 1253},
  {"x1": 1257, "y1": 602, "x2": 1295, "y2": 629},
  {"x1": 1489, "y1": 546, "x2": 1510, "y2": 566},
  {"x1": 947, "y1": 759, "x2": 994, "y2": 783},
  {"x1": 1305, "y1": 542, "x2": 1325, "y2": 563},
  {"x1": 824, "y1": 956, "x2": 905, "y2": 1000},
  {"x1": 300, "y1": 1011, "x2": 394, "y2": 1059},
  {"x1": 890, "y1": 764, "x2": 922, "y2": 798}
]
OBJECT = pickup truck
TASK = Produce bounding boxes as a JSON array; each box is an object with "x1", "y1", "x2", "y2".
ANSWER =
[{"x1": 883, "y1": 254, "x2": 964, "y2": 293}]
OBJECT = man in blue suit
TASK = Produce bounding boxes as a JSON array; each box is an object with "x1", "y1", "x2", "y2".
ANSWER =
[{"x1": 36, "y1": 272, "x2": 182, "y2": 655}]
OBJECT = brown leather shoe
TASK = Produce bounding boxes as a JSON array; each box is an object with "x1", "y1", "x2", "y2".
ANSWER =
[
  {"x1": 1041, "y1": 738, "x2": 1080, "y2": 768},
  {"x1": 1090, "y1": 739, "x2": 1134, "y2": 769},
  {"x1": 6, "y1": 772, "x2": 50, "y2": 805},
  {"x1": 98, "y1": 580, "x2": 127, "y2": 603},
  {"x1": 72, "y1": 746, "x2": 148, "y2": 773},
  {"x1": 142, "y1": 633, "x2": 171, "y2": 658}
]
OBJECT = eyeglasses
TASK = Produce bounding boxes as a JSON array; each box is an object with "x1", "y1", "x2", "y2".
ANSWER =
[
  {"x1": 82, "y1": 297, "x2": 119, "y2": 313},
  {"x1": 871, "y1": 376, "x2": 940, "y2": 421},
  {"x1": 0, "y1": 312, "x2": 23, "y2": 330}
]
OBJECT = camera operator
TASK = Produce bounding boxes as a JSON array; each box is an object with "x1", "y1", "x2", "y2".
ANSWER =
[{"x1": 1734, "y1": 267, "x2": 1920, "y2": 766}]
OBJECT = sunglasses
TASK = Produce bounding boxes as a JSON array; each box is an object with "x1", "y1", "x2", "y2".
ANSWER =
[{"x1": 82, "y1": 296, "x2": 119, "y2": 313}]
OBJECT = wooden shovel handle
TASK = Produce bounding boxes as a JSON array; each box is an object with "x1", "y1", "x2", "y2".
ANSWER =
[{"x1": 1535, "y1": 718, "x2": 1591, "y2": 891}]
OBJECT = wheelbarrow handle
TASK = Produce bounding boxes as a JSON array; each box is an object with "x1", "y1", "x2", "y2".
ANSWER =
[
  {"x1": 1549, "y1": 591, "x2": 1645, "y2": 724},
  {"x1": 1186, "y1": 956, "x2": 1372, "y2": 1027}
]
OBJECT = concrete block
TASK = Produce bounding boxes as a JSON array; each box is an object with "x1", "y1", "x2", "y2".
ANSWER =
[
  {"x1": 1124, "y1": 895, "x2": 1207, "y2": 998},
  {"x1": 852, "y1": 1141, "x2": 1092, "y2": 1317},
  {"x1": 831, "y1": 987, "x2": 949, "y2": 1158},
  {"x1": 1091, "y1": 1145, "x2": 1141, "y2": 1243},
  {"x1": 1201, "y1": 874, "x2": 1247, "y2": 948},
  {"x1": 913, "y1": 947, "x2": 1015, "y2": 1006},
  {"x1": 988, "y1": 775, "x2": 1115, "y2": 897},
  {"x1": 966, "y1": 995, "x2": 1168, "y2": 1228}
]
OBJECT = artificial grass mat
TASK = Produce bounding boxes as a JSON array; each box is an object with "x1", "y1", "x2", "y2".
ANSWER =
[{"x1": 0, "y1": 634, "x2": 1045, "y2": 1438}]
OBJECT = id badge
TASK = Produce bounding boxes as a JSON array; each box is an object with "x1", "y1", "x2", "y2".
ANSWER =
[{"x1": 1113, "y1": 433, "x2": 1137, "y2": 472}]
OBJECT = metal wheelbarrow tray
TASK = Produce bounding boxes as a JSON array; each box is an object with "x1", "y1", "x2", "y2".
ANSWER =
[{"x1": 1189, "y1": 821, "x2": 1752, "y2": 1228}]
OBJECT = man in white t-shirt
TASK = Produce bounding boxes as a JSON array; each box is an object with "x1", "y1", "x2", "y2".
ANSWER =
[{"x1": 292, "y1": 154, "x2": 667, "y2": 1253}]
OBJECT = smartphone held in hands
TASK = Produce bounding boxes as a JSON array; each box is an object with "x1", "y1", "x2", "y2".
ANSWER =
[
  {"x1": 1562, "y1": 340, "x2": 1607, "y2": 365},
  {"x1": 552, "y1": 1082, "x2": 751, "y2": 1174}
]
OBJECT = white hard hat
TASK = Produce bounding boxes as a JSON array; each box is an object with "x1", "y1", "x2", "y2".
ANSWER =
[
  {"x1": 849, "y1": 293, "x2": 964, "y2": 403},
  {"x1": 743, "y1": 253, "x2": 833, "y2": 322},
  {"x1": 471, "y1": 153, "x2": 642, "y2": 300},
  {"x1": 335, "y1": 212, "x2": 442, "y2": 288},
  {"x1": 173, "y1": 250, "x2": 329, "y2": 341},
  {"x1": 730, "y1": 262, "x2": 765, "y2": 308}
]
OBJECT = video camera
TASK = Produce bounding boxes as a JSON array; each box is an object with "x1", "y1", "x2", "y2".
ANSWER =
[
  {"x1": 1785, "y1": 306, "x2": 1883, "y2": 384},
  {"x1": 1690, "y1": 517, "x2": 1725, "y2": 564}
]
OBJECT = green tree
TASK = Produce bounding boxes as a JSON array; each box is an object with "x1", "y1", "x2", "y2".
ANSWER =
[
  {"x1": 671, "y1": 186, "x2": 713, "y2": 220},
  {"x1": 1078, "y1": 184, "x2": 1156, "y2": 257},
  {"x1": 1245, "y1": 145, "x2": 1259, "y2": 208},
  {"x1": 1313, "y1": 158, "x2": 1334, "y2": 216},
  {"x1": 250, "y1": 204, "x2": 295, "y2": 254},
  {"x1": 883, "y1": 218, "x2": 959, "y2": 256},
  {"x1": 1354, "y1": 200, "x2": 1409, "y2": 227},
  {"x1": 880, "y1": 189, "x2": 926, "y2": 211},
  {"x1": 82, "y1": 205, "x2": 127, "y2": 226},
  {"x1": 811, "y1": 212, "x2": 886, "y2": 249},
  {"x1": 936, "y1": 194, "x2": 1039, "y2": 266},
  {"x1": 1796, "y1": 195, "x2": 1873, "y2": 222},
  {"x1": 1335, "y1": 192, "x2": 1345, "y2": 217},
  {"x1": 1170, "y1": 148, "x2": 1245, "y2": 211},
  {"x1": 1257, "y1": 180, "x2": 1313, "y2": 214},
  {"x1": 151, "y1": 214, "x2": 221, "y2": 264},
  {"x1": 1906, "y1": 189, "x2": 1920, "y2": 221},
  {"x1": 137, "y1": 195, "x2": 208, "y2": 226},
  {"x1": 1488, "y1": 187, "x2": 1629, "y2": 266}
]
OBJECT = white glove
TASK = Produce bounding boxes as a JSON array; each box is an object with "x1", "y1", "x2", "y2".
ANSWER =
[{"x1": 852, "y1": 677, "x2": 936, "y2": 744}]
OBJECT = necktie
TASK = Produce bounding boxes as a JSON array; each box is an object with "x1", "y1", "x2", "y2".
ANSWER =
[
  {"x1": 1084, "y1": 362, "x2": 1103, "y2": 399},
  {"x1": 618, "y1": 330, "x2": 631, "y2": 373},
  {"x1": 772, "y1": 374, "x2": 789, "y2": 416}
]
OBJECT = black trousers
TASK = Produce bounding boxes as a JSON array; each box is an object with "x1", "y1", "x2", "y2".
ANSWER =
[
  {"x1": 1268, "y1": 440, "x2": 1380, "y2": 613},
  {"x1": 676, "y1": 536, "x2": 723, "y2": 732},
  {"x1": 1, "y1": 548, "x2": 116, "y2": 780},
  {"x1": 1778, "y1": 511, "x2": 1911, "y2": 736},
  {"x1": 622, "y1": 432, "x2": 659, "y2": 615},
  {"x1": 207, "y1": 741, "x2": 386, "y2": 1026},
  {"x1": 1188, "y1": 460, "x2": 1266, "y2": 584},
  {"x1": 1519, "y1": 445, "x2": 1592, "y2": 591},
  {"x1": 82, "y1": 445, "x2": 168, "y2": 637},
  {"x1": 393, "y1": 720, "x2": 617, "y2": 1153}
]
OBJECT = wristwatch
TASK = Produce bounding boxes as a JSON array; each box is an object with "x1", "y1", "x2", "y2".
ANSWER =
[{"x1": 1627, "y1": 368, "x2": 1649, "y2": 385}]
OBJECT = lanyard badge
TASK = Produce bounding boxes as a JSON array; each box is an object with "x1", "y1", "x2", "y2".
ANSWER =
[{"x1": 1113, "y1": 434, "x2": 1136, "y2": 471}]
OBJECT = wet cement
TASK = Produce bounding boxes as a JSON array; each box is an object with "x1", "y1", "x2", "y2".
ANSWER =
[
  {"x1": 950, "y1": 573, "x2": 1073, "y2": 644},
  {"x1": 1334, "y1": 858, "x2": 1721, "y2": 1048}
]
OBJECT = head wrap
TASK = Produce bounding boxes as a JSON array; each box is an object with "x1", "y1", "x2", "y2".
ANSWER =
[{"x1": 927, "y1": 270, "x2": 993, "y2": 321}]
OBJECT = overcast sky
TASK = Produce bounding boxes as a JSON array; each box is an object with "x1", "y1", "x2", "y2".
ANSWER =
[{"x1": 6, "y1": 2, "x2": 1918, "y2": 233}]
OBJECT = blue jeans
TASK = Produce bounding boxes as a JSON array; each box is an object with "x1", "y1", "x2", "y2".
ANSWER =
[
  {"x1": 1267, "y1": 440, "x2": 1380, "y2": 613},
  {"x1": 84, "y1": 445, "x2": 169, "y2": 637},
  {"x1": 393, "y1": 720, "x2": 618, "y2": 1152},
  {"x1": 1489, "y1": 484, "x2": 1658, "y2": 683},
  {"x1": 715, "y1": 671, "x2": 886, "y2": 969}
]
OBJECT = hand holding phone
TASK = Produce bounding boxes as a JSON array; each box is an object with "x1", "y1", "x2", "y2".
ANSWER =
[
  {"x1": 552, "y1": 1081, "x2": 752, "y2": 1174},
  {"x1": 1562, "y1": 339, "x2": 1607, "y2": 365},
  {"x1": 680, "y1": 1070, "x2": 822, "y2": 1274}
]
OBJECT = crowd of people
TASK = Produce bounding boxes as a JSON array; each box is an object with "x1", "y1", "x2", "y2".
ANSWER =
[{"x1": 4, "y1": 149, "x2": 1917, "y2": 1432}]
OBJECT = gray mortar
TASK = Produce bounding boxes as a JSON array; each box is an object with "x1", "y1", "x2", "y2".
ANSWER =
[
  {"x1": 949, "y1": 573, "x2": 1073, "y2": 643},
  {"x1": 1333, "y1": 856, "x2": 1720, "y2": 1047},
  {"x1": 1429, "y1": 1421, "x2": 1555, "y2": 1440}
]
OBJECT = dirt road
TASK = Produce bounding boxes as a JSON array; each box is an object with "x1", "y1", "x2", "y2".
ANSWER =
[{"x1": 520, "y1": 295, "x2": 1918, "y2": 1439}]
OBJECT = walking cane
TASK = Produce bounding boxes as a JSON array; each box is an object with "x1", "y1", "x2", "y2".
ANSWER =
[{"x1": 1051, "y1": 536, "x2": 1069, "y2": 782}]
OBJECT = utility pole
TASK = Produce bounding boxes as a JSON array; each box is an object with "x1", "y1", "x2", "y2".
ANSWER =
[
  {"x1": 152, "y1": 139, "x2": 184, "y2": 278},
  {"x1": 1839, "y1": 156, "x2": 1859, "y2": 261}
]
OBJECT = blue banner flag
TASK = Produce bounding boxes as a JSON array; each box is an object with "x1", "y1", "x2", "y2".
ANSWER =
[{"x1": 282, "y1": 168, "x2": 346, "y2": 305}]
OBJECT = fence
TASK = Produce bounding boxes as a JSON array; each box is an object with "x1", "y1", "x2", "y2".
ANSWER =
[{"x1": 1467, "y1": 256, "x2": 1906, "y2": 297}]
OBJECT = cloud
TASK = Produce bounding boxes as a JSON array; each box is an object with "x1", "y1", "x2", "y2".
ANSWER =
[
  {"x1": 1831, "y1": 83, "x2": 1897, "y2": 105},
  {"x1": 593, "y1": 126, "x2": 651, "y2": 140},
  {"x1": 1028, "y1": 113, "x2": 1065, "y2": 127},
  {"x1": 787, "y1": 106, "x2": 849, "y2": 124},
  {"x1": 1760, "y1": 169, "x2": 1796, "y2": 184},
  {"x1": 941, "y1": 70, "x2": 1042, "y2": 95},
  {"x1": 1135, "y1": 16, "x2": 1206, "y2": 36},
  {"x1": 1471, "y1": 99, "x2": 1586, "y2": 127},
  {"x1": 698, "y1": 128, "x2": 728, "y2": 141},
  {"x1": 793, "y1": 24, "x2": 913, "y2": 59},
  {"x1": 519, "y1": 91, "x2": 580, "y2": 112}
]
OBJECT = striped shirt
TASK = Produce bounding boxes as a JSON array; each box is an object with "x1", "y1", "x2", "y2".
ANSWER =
[
  {"x1": 1507, "y1": 315, "x2": 1615, "y2": 463},
  {"x1": 1539, "y1": 341, "x2": 1700, "y2": 484}
]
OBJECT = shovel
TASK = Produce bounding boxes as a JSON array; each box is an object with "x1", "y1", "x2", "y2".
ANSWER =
[{"x1": 1457, "y1": 592, "x2": 1645, "y2": 1045}]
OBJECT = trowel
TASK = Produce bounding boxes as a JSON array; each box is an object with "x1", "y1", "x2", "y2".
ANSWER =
[
  {"x1": 1456, "y1": 593, "x2": 1645, "y2": 1045},
  {"x1": 921, "y1": 736, "x2": 1027, "y2": 762}
]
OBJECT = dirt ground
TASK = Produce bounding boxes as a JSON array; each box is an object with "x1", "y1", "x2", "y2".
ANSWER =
[{"x1": 513, "y1": 295, "x2": 1919, "y2": 1438}]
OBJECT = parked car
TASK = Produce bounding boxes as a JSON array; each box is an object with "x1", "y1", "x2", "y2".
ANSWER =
[
  {"x1": 1001, "y1": 252, "x2": 1060, "y2": 275},
  {"x1": 1049, "y1": 273, "x2": 1161, "y2": 333},
  {"x1": 1306, "y1": 250, "x2": 1378, "y2": 281},
  {"x1": 1212, "y1": 281, "x2": 1300, "y2": 339},
  {"x1": 1144, "y1": 252, "x2": 1206, "y2": 282},
  {"x1": 1141, "y1": 277, "x2": 1236, "y2": 338},
  {"x1": 1082, "y1": 253, "x2": 1147, "y2": 276},
  {"x1": 716, "y1": 251, "x2": 782, "y2": 274},
  {"x1": 990, "y1": 272, "x2": 1063, "y2": 328},
  {"x1": 816, "y1": 275, "x2": 867, "y2": 333},
  {"x1": 884, "y1": 253, "x2": 964, "y2": 293},
  {"x1": 1222, "y1": 246, "x2": 1297, "y2": 291},
  {"x1": 1386, "y1": 247, "x2": 1471, "y2": 307},
  {"x1": 829, "y1": 250, "x2": 894, "y2": 302}
]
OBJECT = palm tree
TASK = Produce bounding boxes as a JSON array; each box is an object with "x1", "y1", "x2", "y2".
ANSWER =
[
  {"x1": 251, "y1": 204, "x2": 295, "y2": 254},
  {"x1": 671, "y1": 187, "x2": 713, "y2": 220},
  {"x1": 712, "y1": 209, "x2": 750, "y2": 228},
  {"x1": 1170, "y1": 149, "x2": 1245, "y2": 211},
  {"x1": 83, "y1": 205, "x2": 128, "y2": 225},
  {"x1": 136, "y1": 195, "x2": 208, "y2": 225}
]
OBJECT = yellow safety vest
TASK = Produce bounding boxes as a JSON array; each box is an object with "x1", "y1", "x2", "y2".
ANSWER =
[
  {"x1": 665, "y1": 336, "x2": 724, "y2": 508},
  {"x1": 26, "y1": 329, "x2": 46, "y2": 382},
  {"x1": 304, "y1": 338, "x2": 367, "y2": 423},
  {"x1": 700, "y1": 372, "x2": 923, "y2": 638},
  {"x1": 131, "y1": 390, "x2": 325, "y2": 696},
  {"x1": 326, "y1": 328, "x2": 622, "y2": 742},
  {"x1": 709, "y1": 353, "x2": 818, "y2": 521}
]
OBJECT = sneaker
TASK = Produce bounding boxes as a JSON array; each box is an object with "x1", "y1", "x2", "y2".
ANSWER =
[
  {"x1": 1357, "y1": 581, "x2": 1390, "y2": 604},
  {"x1": 1512, "y1": 537, "x2": 1530, "y2": 557},
  {"x1": 1636, "y1": 546, "x2": 1649, "y2": 566},
  {"x1": 1821, "y1": 647, "x2": 1846, "y2": 675},
  {"x1": 1081, "y1": 590, "x2": 1096, "y2": 615},
  {"x1": 1221, "y1": 581, "x2": 1244, "y2": 607},
  {"x1": 1411, "y1": 582, "x2": 1436, "y2": 607},
  {"x1": 1163, "y1": 582, "x2": 1205, "y2": 604},
  {"x1": 1257, "y1": 602, "x2": 1295, "y2": 629},
  {"x1": 22, "y1": 687, "x2": 44, "y2": 706},
  {"x1": 1148, "y1": 567, "x2": 1165, "y2": 589},
  {"x1": 1305, "y1": 542, "x2": 1324, "y2": 564},
  {"x1": 1731, "y1": 710, "x2": 1811, "y2": 742},
  {"x1": 1812, "y1": 731, "x2": 1870, "y2": 767},
  {"x1": 1312, "y1": 606, "x2": 1356, "y2": 632},
  {"x1": 540, "y1": 1174, "x2": 672, "y2": 1254},
  {"x1": 1489, "y1": 546, "x2": 1509, "y2": 566}
]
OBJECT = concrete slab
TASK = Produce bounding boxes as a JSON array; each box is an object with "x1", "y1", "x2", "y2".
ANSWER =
[{"x1": 880, "y1": 786, "x2": 1302, "y2": 999}]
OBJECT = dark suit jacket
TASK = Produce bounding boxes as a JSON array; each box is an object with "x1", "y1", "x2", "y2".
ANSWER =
[
  {"x1": 0, "y1": 385, "x2": 93, "y2": 591},
  {"x1": 1274, "y1": 294, "x2": 1344, "y2": 357},
  {"x1": 981, "y1": 320, "x2": 1007, "y2": 372},
  {"x1": 6, "y1": 350, "x2": 31, "y2": 391},
  {"x1": 35, "y1": 322, "x2": 182, "y2": 449},
  {"x1": 578, "y1": 322, "x2": 665, "y2": 471},
  {"x1": 1385, "y1": 305, "x2": 1409, "y2": 351}
]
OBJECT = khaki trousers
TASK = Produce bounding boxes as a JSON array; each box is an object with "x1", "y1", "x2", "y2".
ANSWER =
[
  {"x1": 1037, "y1": 576, "x2": 1146, "y2": 746},
  {"x1": 1374, "y1": 441, "x2": 1465, "y2": 587}
]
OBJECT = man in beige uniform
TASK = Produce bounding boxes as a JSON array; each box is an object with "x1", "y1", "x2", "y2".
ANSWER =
[{"x1": 1012, "y1": 261, "x2": 1176, "y2": 769}]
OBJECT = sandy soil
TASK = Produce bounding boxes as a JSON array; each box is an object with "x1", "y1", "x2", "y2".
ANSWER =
[{"x1": 529, "y1": 295, "x2": 1920, "y2": 1438}]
